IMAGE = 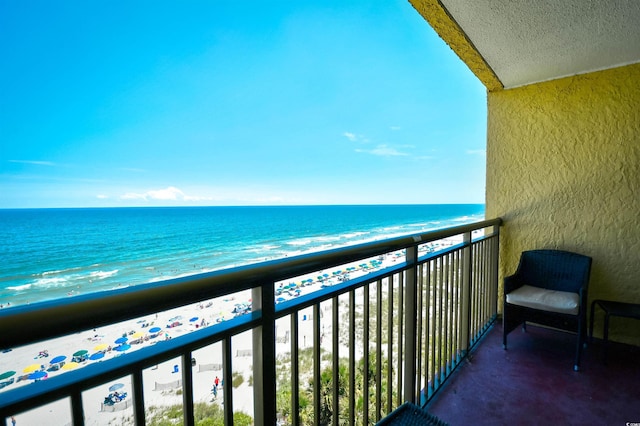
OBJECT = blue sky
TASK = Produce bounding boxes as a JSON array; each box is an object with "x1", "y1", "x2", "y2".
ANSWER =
[{"x1": 0, "y1": 1, "x2": 486, "y2": 208}]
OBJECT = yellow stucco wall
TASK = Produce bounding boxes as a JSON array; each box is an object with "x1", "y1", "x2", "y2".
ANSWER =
[{"x1": 486, "y1": 64, "x2": 640, "y2": 345}]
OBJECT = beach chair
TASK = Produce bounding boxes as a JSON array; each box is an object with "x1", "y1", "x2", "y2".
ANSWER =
[{"x1": 503, "y1": 249, "x2": 592, "y2": 371}]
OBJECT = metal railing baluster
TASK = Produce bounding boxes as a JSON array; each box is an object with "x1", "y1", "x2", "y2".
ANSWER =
[
  {"x1": 313, "y1": 304, "x2": 320, "y2": 426},
  {"x1": 386, "y1": 275, "x2": 393, "y2": 413},
  {"x1": 291, "y1": 313, "x2": 299, "y2": 426},
  {"x1": 363, "y1": 284, "x2": 370, "y2": 426},
  {"x1": 348, "y1": 289, "x2": 356, "y2": 426},
  {"x1": 222, "y1": 336, "x2": 233, "y2": 425},
  {"x1": 332, "y1": 296, "x2": 339, "y2": 426},
  {"x1": 375, "y1": 279, "x2": 382, "y2": 422},
  {"x1": 182, "y1": 351, "x2": 195, "y2": 426}
]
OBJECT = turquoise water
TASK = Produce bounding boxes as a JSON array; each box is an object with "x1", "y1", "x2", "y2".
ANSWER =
[{"x1": 0, "y1": 205, "x2": 484, "y2": 306}]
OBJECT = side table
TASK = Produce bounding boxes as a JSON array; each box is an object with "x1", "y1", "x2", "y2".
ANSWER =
[{"x1": 589, "y1": 299, "x2": 640, "y2": 363}]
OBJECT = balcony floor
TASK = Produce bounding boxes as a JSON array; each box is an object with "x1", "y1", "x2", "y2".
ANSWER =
[{"x1": 426, "y1": 322, "x2": 640, "y2": 425}]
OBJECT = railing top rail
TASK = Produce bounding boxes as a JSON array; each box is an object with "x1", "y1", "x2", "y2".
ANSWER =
[{"x1": 0, "y1": 218, "x2": 501, "y2": 348}]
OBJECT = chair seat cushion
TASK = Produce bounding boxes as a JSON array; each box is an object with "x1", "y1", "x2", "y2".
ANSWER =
[{"x1": 506, "y1": 285, "x2": 580, "y2": 315}]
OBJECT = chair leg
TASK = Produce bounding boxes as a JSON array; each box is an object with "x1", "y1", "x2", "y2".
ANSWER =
[
  {"x1": 502, "y1": 314, "x2": 508, "y2": 349},
  {"x1": 574, "y1": 321, "x2": 584, "y2": 372}
]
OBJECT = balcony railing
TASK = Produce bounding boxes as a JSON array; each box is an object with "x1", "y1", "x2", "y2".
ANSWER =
[{"x1": 0, "y1": 218, "x2": 501, "y2": 425}]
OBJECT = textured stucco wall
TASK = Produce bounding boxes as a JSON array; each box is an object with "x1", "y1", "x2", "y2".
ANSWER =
[{"x1": 486, "y1": 63, "x2": 640, "y2": 344}]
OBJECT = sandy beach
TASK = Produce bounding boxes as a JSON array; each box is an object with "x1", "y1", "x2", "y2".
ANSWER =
[{"x1": 1, "y1": 238, "x2": 462, "y2": 425}]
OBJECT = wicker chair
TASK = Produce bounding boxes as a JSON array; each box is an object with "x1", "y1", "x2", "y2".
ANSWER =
[{"x1": 503, "y1": 249, "x2": 592, "y2": 371}]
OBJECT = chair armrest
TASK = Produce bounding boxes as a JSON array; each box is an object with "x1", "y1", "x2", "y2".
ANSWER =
[{"x1": 504, "y1": 274, "x2": 524, "y2": 295}]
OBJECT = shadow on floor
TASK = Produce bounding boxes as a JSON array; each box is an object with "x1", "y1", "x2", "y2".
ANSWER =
[{"x1": 426, "y1": 322, "x2": 640, "y2": 425}]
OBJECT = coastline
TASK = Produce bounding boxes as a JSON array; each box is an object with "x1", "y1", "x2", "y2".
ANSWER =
[
  {"x1": 1, "y1": 236, "x2": 464, "y2": 424},
  {"x1": 0, "y1": 205, "x2": 485, "y2": 308}
]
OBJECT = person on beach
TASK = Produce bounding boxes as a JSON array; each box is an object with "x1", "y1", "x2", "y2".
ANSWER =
[{"x1": 214, "y1": 376, "x2": 220, "y2": 389}]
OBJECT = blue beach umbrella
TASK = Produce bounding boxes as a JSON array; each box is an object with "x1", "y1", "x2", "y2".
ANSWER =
[
  {"x1": 28, "y1": 371, "x2": 47, "y2": 380},
  {"x1": 190, "y1": 317, "x2": 199, "y2": 322},
  {"x1": 114, "y1": 344, "x2": 131, "y2": 352},
  {"x1": 149, "y1": 327, "x2": 162, "y2": 334},
  {"x1": 50, "y1": 355, "x2": 66, "y2": 364},
  {"x1": 114, "y1": 337, "x2": 128, "y2": 345},
  {"x1": 89, "y1": 352, "x2": 105, "y2": 361},
  {"x1": 109, "y1": 383, "x2": 125, "y2": 392}
]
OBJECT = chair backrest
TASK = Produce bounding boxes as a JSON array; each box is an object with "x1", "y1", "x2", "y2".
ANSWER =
[{"x1": 516, "y1": 249, "x2": 592, "y2": 293}]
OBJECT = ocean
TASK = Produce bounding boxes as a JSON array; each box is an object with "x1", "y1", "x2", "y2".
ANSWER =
[{"x1": 0, "y1": 204, "x2": 484, "y2": 307}]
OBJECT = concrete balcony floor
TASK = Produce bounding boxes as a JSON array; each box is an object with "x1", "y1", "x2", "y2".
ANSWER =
[{"x1": 426, "y1": 322, "x2": 640, "y2": 425}]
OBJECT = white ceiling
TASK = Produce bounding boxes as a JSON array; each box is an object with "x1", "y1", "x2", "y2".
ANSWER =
[{"x1": 440, "y1": 0, "x2": 640, "y2": 88}]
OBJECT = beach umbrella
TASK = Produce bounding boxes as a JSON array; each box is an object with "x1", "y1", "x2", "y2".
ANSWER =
[
  {"x1": 73, "y1": 350, "x2": 88, "y2": 357},
  {"x1": 28, "y1": 371, "x2": 47, "y2": 380},
  {"x1": 131, "y1": 331, "x2": 145, "y2": 339},
  {"x1": 0, "y1": 371, "x2": 16, "y2": 380},
  {"x1": 89, "y1": 352, "x2": 105, "y2": 361},
  {"x1": 50, "y1": 355, "x2": 66, "y2": 364},
  {"x1": 219, "y1": 311, "x2": 234, "y2": 320},
  {"x1": 109, "y1": 383, "x2": 124, "y2": 392},
  {"x1": 149, "y1": 327, "x2": 162, "y2": 334},
  {"x1": 114, "y1": 344, "x2": 131, "y2": 352},
  {"x1": 93, "y1": 343, "x2": 109, "y2": 351},
  {"x1": 189, "y1": 316, "x2": 199, "y2": 322},
  {"x1": 114, "y1": 337, "x2": 128, "y2": 345},
  {"x1": 61, "y1": 362, "x2": 80, "y2": 371},
  {"x1": 23, "y1": 364, "x2": 42, "y2": 373}
]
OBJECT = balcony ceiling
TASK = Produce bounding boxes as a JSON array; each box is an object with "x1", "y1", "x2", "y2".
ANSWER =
[{"x1": 439, "y1": 0, "x2": 640, "y2": 89}]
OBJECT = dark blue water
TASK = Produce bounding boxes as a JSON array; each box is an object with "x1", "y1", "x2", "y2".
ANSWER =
[{"x1": 0, "y1": 205, "x2": 484, "y2": 306}]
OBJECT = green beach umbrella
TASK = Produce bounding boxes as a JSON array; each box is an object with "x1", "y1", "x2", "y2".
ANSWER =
[
  {"x1": 0, "y1": 371, "x2": 16, "y2": 380},
  {"x1": 73, "y1": 350, "x2": 88, "y2": 357}
]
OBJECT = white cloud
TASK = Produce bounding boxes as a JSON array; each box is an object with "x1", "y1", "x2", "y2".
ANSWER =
[
  {"x1": 96, "y1": 194, "x2": 109, "y2": 199},
  {"x1": 9, "y1": 160, "x2": 55, "y2": 166},
  {"x1": 343, "y1": 132, "x2": 357, "y2": 141},
  {"x1": 355, "y1": 144, "x2": 409, "y2": 157},
  {"x1": 120, "y1": 186, "x2": 212, "y2": 202}
]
